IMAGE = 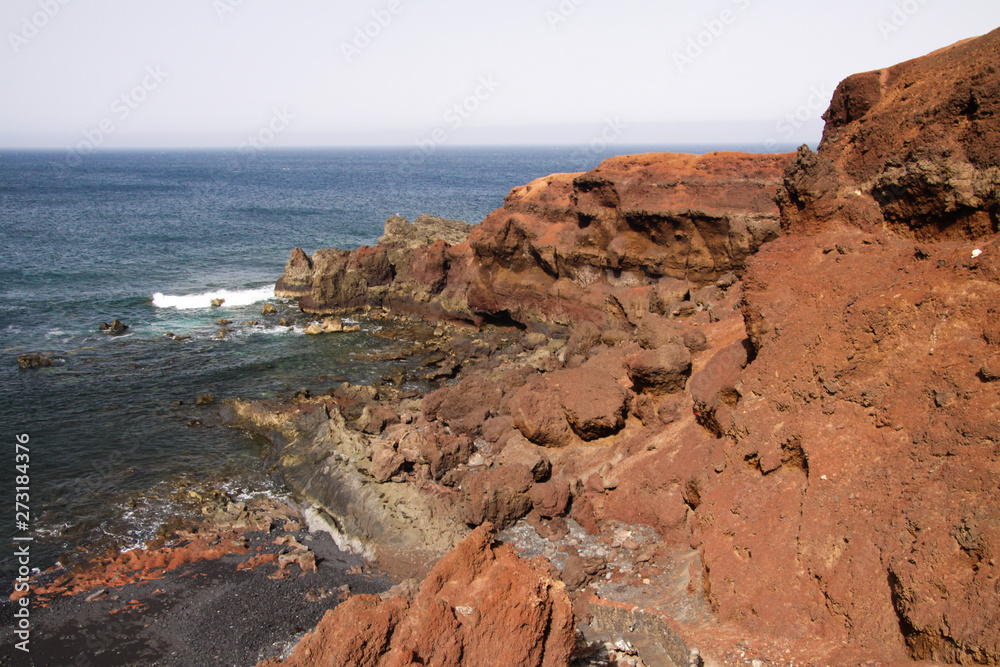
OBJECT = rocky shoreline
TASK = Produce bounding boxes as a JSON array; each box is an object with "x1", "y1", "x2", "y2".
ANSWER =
[
  {"x1": 227, "y1": 29, "x2": 1000, "y2": 667},
  {"x1": 6, "y1": 28, "x2": 999, "y2": 667}
]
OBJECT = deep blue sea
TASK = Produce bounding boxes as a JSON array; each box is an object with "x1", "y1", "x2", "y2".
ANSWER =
[{"x1": 0, "y1": 144, "x2": 774, "y2": 581}]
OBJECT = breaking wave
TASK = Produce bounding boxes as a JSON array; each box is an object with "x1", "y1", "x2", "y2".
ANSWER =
[{"x1": 152, "y1": 284, "x2": 275, "y2": 310}]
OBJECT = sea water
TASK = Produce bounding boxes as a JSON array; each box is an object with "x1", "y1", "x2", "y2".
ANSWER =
[{"x1": 0, "y1": 145, "x2": 757, "y2": 580}]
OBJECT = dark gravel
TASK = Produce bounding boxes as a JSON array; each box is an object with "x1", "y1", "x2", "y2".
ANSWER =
[{"x1": 0, "y1": 530, "x2": 391, "y2": 667}]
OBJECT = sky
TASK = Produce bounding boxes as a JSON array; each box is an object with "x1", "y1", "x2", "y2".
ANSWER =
[{"x1": 1, "y1": 0, "x2": 998, "y2": 151}]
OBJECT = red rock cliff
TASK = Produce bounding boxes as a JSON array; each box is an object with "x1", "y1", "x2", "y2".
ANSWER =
[
  {"x1": 692, "y1": 28, "x2": 1000, "y2": 664},
  {"x1": 276, "y1": 152, "x2": 792, "y2": 329}
]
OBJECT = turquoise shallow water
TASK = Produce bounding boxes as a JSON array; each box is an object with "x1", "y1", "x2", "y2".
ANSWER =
[{"x1": 0, "y1": 144, "x2": 767, "y2": 580}]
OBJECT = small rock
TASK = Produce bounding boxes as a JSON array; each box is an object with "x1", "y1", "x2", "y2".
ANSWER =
[
  {"x1": 278, "y1": 318, "x2": 290, "y2": 327},
  {"x1": 980, "y1": 356, "x2": 1000, "y2": 382},
  {"x1": 322, "y1": 317, "x2": 344, "y2": 333},
  {"x1": 17, "y1": 353, "x2": 54, "y2": 369},
  {"x1": 614, "y1": 639, "x2": 636, "y2": 655},
  {"x1": 715, "y1": 272, "x2": 738, "y2": 289},
  {"x1": 304, "y1": 323, "x2": 324, "y2": 335},
  {"x1": 523, "y1": 332, "x2": 548, "y2": 350},
  {"x1": 84, "y1": 588, "x2": 107, "y2": 602},
  {"x1": 210, "y1": 298, "x2": 225, "y2": 307},
  {"x1": 682, "y1": 329, "x2": 709, "y2": 352},
  {"x1": 99, "y1": 319, "x2": 129, "y2": 335},
  {"x1": 261, "y1": 303, "x2": 278, "y2": 315},
  {"x1": 240, "y1": 321, "x2": 258, "y2": 326},
  {"x1": 216, "y1": 319, "x2": 232, "y2": 326},
  {"x1": 195, "y1": 393, "x2": 216, "y2": 406}
]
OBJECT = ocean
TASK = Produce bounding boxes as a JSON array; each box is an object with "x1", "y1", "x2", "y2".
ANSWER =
[{"x1": 0, "y1": 145, "x2": 772, "y2": 581}]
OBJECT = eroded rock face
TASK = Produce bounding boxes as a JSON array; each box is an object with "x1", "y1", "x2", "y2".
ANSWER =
[
  {"x1": 379, "y1": 213, "x2": 473, "y2": 249},
  {"x1": 779, "y1": 28, "x2": 1000, "y2": 240},
  {"x1": 690, "y1": 29, "x2": 1000, "y2": 664},
  {"x1": 257, "y1": 523, "x2": 575, "y2": 667},
  {"x1": 252, "y1": 31, "x2": 1000, "y2": 666},
  {"x1": 463, "y1": 152, "x2": 791, "y2": 327},
  {"x1": 693, "y1": 228, "x2": 1000, "y2": 662},
  {"x1": 274, "y1": 153, "x2": 792, "y2": 328}
]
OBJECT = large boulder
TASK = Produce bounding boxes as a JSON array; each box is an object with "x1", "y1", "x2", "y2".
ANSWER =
[
  {"x1": 549, "y1": 366, "x2": 630, "y2": 441},
  {"x1": 625, "y1": 345, "x2": 692, "y2": 395}
]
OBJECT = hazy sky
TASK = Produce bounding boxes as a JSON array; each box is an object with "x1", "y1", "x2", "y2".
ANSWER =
[{"x1": 1, "y1": 1, "x2": 997, "y2": 150}]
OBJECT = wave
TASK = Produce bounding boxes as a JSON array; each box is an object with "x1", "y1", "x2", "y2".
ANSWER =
[{"x1": 152, "y1": 284, "x2": 275, "y2": 310}]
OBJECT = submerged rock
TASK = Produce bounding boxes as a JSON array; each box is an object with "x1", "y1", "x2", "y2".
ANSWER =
[
  {"x1": 17, "y1": 353, "x2": 54, "y2": 369},
  {"x1": 98, "y1": 319, "x2": 129, "y2": 335}
]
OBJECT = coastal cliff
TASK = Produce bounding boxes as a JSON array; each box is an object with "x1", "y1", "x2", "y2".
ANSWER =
[
  {"x1": 250, "y1": 28, "x2": 998, "y2": 667},
  {"x1": 275, "y1": 152, "x2": 792, "y2": 329}
]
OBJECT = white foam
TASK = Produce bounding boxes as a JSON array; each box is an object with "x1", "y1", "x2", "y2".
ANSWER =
[{"x1": 152, "y1": 284, "x2": 275, "y2": 310}]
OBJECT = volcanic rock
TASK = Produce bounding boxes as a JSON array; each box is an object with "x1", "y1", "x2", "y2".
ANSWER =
[
  {"x1": 99, "y1": 318, "x2": 129, "y2": 334},
  {"x1": 379, "y1": 213, "x2": 473, "y2": 249},
  {"x1": 508, "y1": 377, "x2": 575, "y2": 447},
  {"x1": 16, "y1": 353, "x2": 54, "y2": 369},
  {"x1": 257, "y1": 523, "x2": 575, "y2": 667},
  {"x1": 549, "y1": 366, "x2": 630, "y2": 441},
  {"x1": 460, "y1": 465, "x2": 534, "y2": 530},
  {"x1": 691, "y1": 29, "x2": 1000, "y2": 663},
  {"x1": 779, "y1": 28, "x2": 1000, "y2": 240},
  {"x1": 275, "y1": 152, "x2": 791, "y2": 329},
  {"x1": 625, "y1": 345, "x2": 692, "y2": 395}
]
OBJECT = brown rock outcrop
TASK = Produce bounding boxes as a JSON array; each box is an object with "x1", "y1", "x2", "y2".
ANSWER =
[
  {"x1": 463, "y1": 151, "x2": 791, "y2": 327},
  {"x1": 275, "y1": 152, "x2": 792, "y2": 329},
  {"x1": 779, "y1": 28, "x2": 1000, "y2": 240},
  {"x1": 257, "y1": 523, "x2": 575, "y2": 667}
]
